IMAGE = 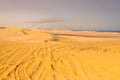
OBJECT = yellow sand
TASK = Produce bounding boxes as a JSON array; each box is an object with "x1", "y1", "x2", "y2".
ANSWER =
[{"x1": 0, "y1": 28, "x2": 120, "y2": 80}]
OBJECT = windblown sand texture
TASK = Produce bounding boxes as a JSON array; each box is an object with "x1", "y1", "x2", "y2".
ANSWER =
[{"x1": 0, "y1": 28, "x2": 120, "y2": 80}]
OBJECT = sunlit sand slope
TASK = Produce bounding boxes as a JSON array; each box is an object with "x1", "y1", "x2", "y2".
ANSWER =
[
  {"x1": 0, "y1": 28, "x2": 120, "y2": 80},
  {"x1": 0, "y1": 28, "x2": 53, "y2": 42}
]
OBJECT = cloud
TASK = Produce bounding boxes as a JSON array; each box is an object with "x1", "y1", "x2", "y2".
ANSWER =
[{"x1": 26, "y1": 19, "x2": 63, "y2": 24}]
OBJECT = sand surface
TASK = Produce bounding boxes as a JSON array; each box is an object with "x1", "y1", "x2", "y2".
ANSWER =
[{"x1": 0, "y1": 28, "x2": 120, "y2": 80}]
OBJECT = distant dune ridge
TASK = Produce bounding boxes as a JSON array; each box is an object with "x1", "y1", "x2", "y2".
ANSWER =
[
  {"x1": 0, "y1": 27, "x2": 55, "y2": 42},
  {"x1": 0, "y1": 27, "x2": 6, "y2": 29},
  {"x1": 0, "y1": 27, "x2": 120, "y2": 80}
]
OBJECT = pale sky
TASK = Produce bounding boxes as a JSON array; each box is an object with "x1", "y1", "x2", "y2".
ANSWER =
[{"x1": 0, "y1": 0, "x2": 120, "y2": 31}]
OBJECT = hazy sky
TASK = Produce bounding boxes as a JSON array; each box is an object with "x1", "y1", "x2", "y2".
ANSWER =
[{"x1": 0, "y1": 0, "x2": 120, "y2": 30}]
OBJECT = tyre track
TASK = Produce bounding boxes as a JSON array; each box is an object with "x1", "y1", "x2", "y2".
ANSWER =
[{"x1": 1, "y1": 41, "x2": 120, "y2": 80}]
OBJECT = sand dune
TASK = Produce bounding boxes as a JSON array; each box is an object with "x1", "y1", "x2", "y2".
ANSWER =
[
  {"x1": 41, "y1": 30, "x2": 120, "y2": 38},
  {"x1": 0, "y1": 28, "x2": 54, "y2": 42},
  {"x1": 0, "y1": 28, "x2": 120, "y2": 80}
]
